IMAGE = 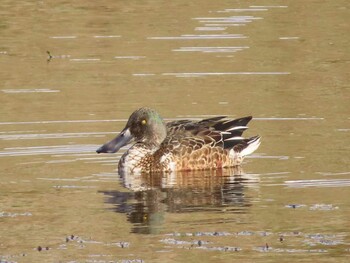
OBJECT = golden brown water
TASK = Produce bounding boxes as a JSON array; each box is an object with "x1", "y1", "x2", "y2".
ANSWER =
[{"x1": 1, "y1": 0, "x2": 349, "y2": 262}]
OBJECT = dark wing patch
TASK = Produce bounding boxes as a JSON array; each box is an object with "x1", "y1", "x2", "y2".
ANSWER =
[
  {"x1": 212, "y1": 116, "x2": 252, "y2": 135},
  {"x1": 165, "y1": 115, "x2": 254, "y2": 151}
]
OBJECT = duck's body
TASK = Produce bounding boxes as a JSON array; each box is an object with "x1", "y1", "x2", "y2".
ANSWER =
[{"x1": 97, "y1": 108, "x2": 261, "y2": 174}]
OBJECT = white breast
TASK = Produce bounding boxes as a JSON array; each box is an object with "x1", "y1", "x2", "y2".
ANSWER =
[{"x1": 118, "y1": 145, "x2": 149, "y2": 174}]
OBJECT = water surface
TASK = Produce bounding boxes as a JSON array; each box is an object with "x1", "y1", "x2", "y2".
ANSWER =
[{"x1": 0, "y1": 0, "x2": 349, "y2": 262}]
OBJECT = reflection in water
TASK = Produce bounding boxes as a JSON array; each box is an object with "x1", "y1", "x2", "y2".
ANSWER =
[{"x1": 101, "y1": 168, "x2": 259, "y2": 234}]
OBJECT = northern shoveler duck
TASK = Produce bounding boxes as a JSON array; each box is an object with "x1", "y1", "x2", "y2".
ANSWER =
[{"x1": 96, "y1": 108, "x2": 261, "y2": 174}]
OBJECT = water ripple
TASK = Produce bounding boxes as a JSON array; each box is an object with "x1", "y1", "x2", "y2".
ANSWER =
[
  {"x1": 0, "y1": 144, "x2": 98, "y2": 157},
  {"x1": 2, "y1": 89, "x2": 59, "y2": 93},
  {"x1": 162, "y1": 72, "x2": 290, "y2": 77},
  {"x1": 148, "y1": 34, "x2": 247, "y2": 40},
  {"x1": 193, "y1": 16, "x2": 263, "y2": 24},
  {"x1": 50, "y1": 36, "x2": 77, "y2": 39},
  {"x1": 69, "y1": 58, "x2": 100, "y2": 62},
  {"x1": 0, "y1": 131, "x2": 116, "y2": 140},
  {"x1": 0, "y1": 119, "x2": 126, "y2": 125},
  {"x1": 173, "y1": 46, "x2": 249, "y2": 53},
  {"x1": 285, "y1": 179, "x2": 350, "y2": 188},
  {"x1": 218, "y1": 8, "x2": 268, "y2": 12},
  {"x1": 93, "y1": 35, "x2": 121, "y2": 38},
  {"x1": 114, "y1": 56, "x2": 145, "y2": 60}
]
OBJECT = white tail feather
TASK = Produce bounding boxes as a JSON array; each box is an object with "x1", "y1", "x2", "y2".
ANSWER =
[
  {"x1": 240, "y1": 137, "x2": 261, "y2": 157},
  {"x1": 225, "y1": 136, "x2": 245, "y2": 141},
  {"x1": 226, "y1": 126, "x2": 248, "y2": 132}
]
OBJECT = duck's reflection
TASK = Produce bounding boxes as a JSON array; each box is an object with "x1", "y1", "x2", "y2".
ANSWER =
[{"x1": 101, "y1": 167, "x2": 259, "y2": 234}]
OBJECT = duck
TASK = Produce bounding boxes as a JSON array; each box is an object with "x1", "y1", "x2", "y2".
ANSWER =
[{"x1": 96, "y1": 107, "x2": 261, "y2": 174}]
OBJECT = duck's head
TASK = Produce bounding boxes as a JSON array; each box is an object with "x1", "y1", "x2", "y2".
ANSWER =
[{"x1": 96, "y1": 108, "x2": 167, "y2": 154}]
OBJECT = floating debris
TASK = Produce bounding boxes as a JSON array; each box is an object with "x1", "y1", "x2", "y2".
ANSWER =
[
  {"x1": 47, "y1": 50, "x2": 53, "y2": 62},
  {"x1": 46, "y1": 51, "x2": 71, "y2": 62},
  {"x1": 254, "y1": 243, "x2": 271, "y2": 252},
  {"x1": 119, "y1": 242, "x2": 130, "y2": 248},
  {"x1": 285, "y1": 204, "x2": 306, "y2": 209}
]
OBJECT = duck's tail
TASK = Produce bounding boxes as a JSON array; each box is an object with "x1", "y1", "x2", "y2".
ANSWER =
[
  {"x1": 228, "y1": 135, "x2": 261, "y2": 164},
  {"x1": 240, "y1": 136, "x2": 261, "y2": 157}
]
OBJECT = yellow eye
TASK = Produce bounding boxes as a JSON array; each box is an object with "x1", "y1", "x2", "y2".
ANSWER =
[{"x1": 141, "y1": 119, "x2": 147, "y2": 125}]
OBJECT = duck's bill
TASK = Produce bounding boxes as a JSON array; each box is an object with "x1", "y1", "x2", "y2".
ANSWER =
[{"x1": 96, "y1": 128, "x2": 133, "y2": 154}]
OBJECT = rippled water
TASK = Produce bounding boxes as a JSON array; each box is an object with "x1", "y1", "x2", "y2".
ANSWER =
[{"x1": 0, "y1": 1, "x2": 349, "y2": 262}]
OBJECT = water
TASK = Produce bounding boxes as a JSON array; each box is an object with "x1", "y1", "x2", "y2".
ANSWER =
[{"x1": 0, "y1": 0, "x2": 349, "y2": 262}]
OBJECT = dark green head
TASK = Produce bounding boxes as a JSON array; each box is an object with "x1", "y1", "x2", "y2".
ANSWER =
[
  {"x1": 127, "y1": 108, "x2": 166, "y2": 145},
  {"x1": 96, "y1": 108, "x2": 167, "y2": 154}
]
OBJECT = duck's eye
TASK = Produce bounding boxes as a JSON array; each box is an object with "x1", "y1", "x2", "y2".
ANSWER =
[{"x1": 141, "y1": 119, "x2": 147, "y2": 125}]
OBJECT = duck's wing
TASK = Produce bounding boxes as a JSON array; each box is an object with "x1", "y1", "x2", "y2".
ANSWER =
[
  {"x1": 166, "y1": 116, "x2": 225, "y2": 134},
  {"x1": 163, "y1": 128, "x2": 224, "y2": 151},
  {"x1": 162, "y1": 115, "x2": 255, "y2": 153},
  {"x1": 166, "y1": 116, "x2": 253, "y2": 142}
]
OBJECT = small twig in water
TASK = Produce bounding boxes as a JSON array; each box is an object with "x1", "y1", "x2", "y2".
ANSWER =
[{"x1": 47, "y1": 51, "x2": 53, "y2": 62}]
